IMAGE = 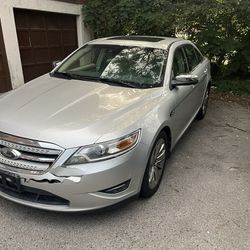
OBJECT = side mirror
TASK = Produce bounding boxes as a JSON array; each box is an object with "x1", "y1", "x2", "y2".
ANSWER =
[
  {"x1": 52, "y1": 60, "x2": 61, "y2": 68},
  {"x1": 172, "y1": 74, "x2": 199, "y2": 87}
]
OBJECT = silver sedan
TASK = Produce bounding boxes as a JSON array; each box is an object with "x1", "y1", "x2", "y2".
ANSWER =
[{"x1": 0, "y1": 36, "x2": 211, "y2": 212}]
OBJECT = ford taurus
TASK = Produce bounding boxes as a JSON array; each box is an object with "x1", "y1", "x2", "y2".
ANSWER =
[{"x1": 0, "y1": 36, "x2": 211, "y2": 212}]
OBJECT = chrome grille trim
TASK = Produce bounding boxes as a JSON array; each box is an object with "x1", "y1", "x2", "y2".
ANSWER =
[
  {"x1": 0, "y1": 132, "x2": 64, "y2": 174},
  {"x1": 0, "y1": 163, "x2": 43, "y2": 175},
  {"x1": 0, "y1": 157, "x2": 49, "y2": 171},
  {"x1": 0, "y1": 139, "x2": 62, "y2": 155},
  {"x1": 0, "y1": 131, "x2": 63, "y2": 151},
  {"x1": 18, "y1": 153, "x2": 55, "y2": 163}
]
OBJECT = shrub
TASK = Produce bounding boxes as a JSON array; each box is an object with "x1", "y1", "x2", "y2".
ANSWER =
[{"x1": 83, "y1": 0, "x2": 250, "y2": 78}]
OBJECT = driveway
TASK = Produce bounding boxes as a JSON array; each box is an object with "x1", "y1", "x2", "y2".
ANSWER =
[{"x1": 0, "y1": 99, "x2": 249, "y2": 250}]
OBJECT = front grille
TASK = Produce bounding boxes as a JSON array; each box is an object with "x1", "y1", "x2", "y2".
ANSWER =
[{"x1": 0, "y1": 132, "x2": 63, "y2": 174}]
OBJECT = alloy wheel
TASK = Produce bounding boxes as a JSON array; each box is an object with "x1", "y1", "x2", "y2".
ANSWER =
[
  {"x1": 202, "y1": 88, "x2": 209, "y2": 116},
  {"x1": 148, "y1": 138, "x2": 166, "y2": 190}
]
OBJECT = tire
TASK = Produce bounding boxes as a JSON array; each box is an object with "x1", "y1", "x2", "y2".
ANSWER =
[
  {"x1": 140, "y1": 131, "x2": 170, "y2": 198},
  {"x1": 196, "y1": 85, "x2": 210, "y2": 120}
]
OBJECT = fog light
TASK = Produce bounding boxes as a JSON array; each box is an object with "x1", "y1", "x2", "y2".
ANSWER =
[{"x1": 100, "y1": 180, "x2": 131, "y2": 194}]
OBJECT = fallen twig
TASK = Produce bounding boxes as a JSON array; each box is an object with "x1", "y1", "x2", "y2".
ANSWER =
[{"x1": 226, "y1": 123, "x2": 247, "y2": 132}]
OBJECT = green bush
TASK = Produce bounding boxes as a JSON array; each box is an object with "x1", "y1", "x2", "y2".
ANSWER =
[
  {"x1": 84, "y1": 0, "x2": 176, "y2": 37},
  {"x1": 83, "y1": 0, "x2": 250, "y2": 78},
  {"x1": 177, "y1": 0, "x2": 250, "y2": 78}
]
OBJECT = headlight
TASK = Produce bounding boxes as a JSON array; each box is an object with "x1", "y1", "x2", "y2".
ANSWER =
[{"x1": 64, "y1": 129, "x2": 141, "y2": 165}]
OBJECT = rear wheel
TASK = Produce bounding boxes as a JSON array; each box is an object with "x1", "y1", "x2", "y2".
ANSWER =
[
  {"x1": 196, "y1": 85, "x2": 210, "y2": 120},
  {"x1": 140, "y1": 131, "x2": 170, "y2": 198}
]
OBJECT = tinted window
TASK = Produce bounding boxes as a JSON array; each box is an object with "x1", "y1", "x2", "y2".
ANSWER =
[
  {"x1": 184, "y1": 45, "x2": 200, "y2": 71},
  {"x1": 195, "y1": 49, "x2": 204, "y2": 63},
  {"x1": 172, "y1": 47, "x2": 189, "y2": 77}
]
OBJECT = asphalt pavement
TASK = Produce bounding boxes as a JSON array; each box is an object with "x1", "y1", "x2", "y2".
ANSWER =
[{"x1": 0, "y1": 99, "x2": 249, "y2": 250}]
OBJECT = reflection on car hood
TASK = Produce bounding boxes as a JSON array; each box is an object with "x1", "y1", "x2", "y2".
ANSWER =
[{"x1": 0, "y1": 74, "x2": 162, "y2": 148}]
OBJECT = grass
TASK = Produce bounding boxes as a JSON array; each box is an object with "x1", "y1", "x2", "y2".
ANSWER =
[{"x1": 213, "y1": 79, "x2": 250, "y2": 95}]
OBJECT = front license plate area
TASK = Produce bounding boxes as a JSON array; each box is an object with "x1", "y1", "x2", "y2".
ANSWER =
[{"x1": 0, "y1": 171, "x2": 22, "y2": 193}]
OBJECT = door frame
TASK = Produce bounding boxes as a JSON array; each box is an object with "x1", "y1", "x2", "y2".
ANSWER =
[{"x1": 0, "y1": 20, "x2": 12, "y2": 93}]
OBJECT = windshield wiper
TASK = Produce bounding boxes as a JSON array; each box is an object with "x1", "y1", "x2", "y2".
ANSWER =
[
  {"x1": 99, "y1": 78, "x2": 141, "y2": 88},
  {"x1": 50, "y1": 71, "x2": 75, "y2": 79},
  {"x1": 51, "y1": 72, "x2": 100, "y2": 82},
  {"x1": 51, "y1": 72, "x2": 160, "y2": 88}
]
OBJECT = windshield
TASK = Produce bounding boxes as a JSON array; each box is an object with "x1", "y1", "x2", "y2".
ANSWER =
[{"x1": 53, "y1": 44, "x2": 167, "y2": 88}]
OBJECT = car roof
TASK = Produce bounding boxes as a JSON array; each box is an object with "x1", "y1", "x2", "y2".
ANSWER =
[{"x1": 87, "y1": 36, "x2": 183, "y2": 49}]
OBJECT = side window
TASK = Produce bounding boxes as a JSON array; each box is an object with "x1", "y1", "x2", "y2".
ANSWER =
[
  {"x1": 183, "y1": 45, "x2": 200, "y2": 71},
  {"x1": 172, "y1": 47, "x2": 189, "y2": 77},
  {"x1": 195, "y1": 48, "x2": 204, "y2": 63}
]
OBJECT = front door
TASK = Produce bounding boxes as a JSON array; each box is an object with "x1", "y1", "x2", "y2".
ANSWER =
[
  {"x1": 169, "y1": 46, "x2": 194, "y2": 142},
  {"x1": 183, "y1": 44, "x2": 208, "y2": 114}
]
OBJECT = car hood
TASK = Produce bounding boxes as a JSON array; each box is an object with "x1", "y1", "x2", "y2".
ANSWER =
[{"x1": 0, "y1": 74, "x2": 162, "y2": 148}]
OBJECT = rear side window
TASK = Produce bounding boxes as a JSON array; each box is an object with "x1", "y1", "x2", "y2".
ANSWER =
[
  {"x1": 195, "y1": 49, "x2": 204, "y2": 63},
  {"x1": 183, "y1": 45, "x2": 200, "y2": 71},
  {"x1": 172, "y1": 47, "x2": 189, "y2": 77}
]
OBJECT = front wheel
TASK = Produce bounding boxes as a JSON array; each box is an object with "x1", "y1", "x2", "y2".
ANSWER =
[
  {"x1": 196, "y1": 85, "x2": 210, "y2": 120},
  {"x1": 140, "y1": 131, "x2": 170, "y2": 198}
]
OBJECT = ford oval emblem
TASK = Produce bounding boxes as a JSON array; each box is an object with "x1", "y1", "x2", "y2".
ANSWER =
[{"x1": 0, "y1": 147, "x2": 21, "y2": 160}]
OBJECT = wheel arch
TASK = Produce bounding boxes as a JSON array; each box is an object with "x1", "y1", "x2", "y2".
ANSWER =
[
  {"x1": 161, "y1": 125, "x2": 172, "y2": 149},
  {"x1": 145, "y1": 124, "x2": 172, "y2": 161}
]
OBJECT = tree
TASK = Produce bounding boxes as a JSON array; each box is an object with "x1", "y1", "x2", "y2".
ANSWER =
[
  {"x1": 83, "y1": 0, "x2": 176, "y2": 37},
  {"x1": 177, "y1": 0, "x2": 250, "y2": 77}
]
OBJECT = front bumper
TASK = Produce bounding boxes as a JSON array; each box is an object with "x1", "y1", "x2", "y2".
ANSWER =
[{"x1": 0, "y1": 143, "x2": 149, "y2": 212}]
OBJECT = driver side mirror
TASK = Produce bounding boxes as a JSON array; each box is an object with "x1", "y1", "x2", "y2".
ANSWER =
[
  {"x1": 52, "y1": 60, "x2": 61, "y2": 68},
  {"x1": 172, "y1": 74, "x2": 199, "y2": 88}
]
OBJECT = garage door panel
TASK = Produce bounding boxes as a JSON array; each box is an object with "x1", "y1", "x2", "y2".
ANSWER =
[
  {"x1": 50, "y1": 47, "x2": 63, "y2": 62},
  {"x1": 23, "y1": 66, "x2": 36, "y2": 82},
  {"x1": 63, "y1": 46, "x2": 77, "y2": 57},
  {"x1": 28, "y1": 13, "x2": 45, "y2": 29},
  {"x1": 16, "y1": 30, "x2": 30, "y2": 47},
  {"x1": 14, "y1": 9, "x2": 78, "y2": 83},
  {"x1": 0, "y1": 55, "x2": 4, "y2": 71},
  {"x1": 20, "y1": 49, "x2": 34, "y2": 65},
  {"x1": 14, "y1": 11, "x2": 28, "y2": 28},
  {"x1": 35, "y1": 63, "x2": 51, "y2": 75},
  {"x1": 34, "y1": 48, "x2": 50, "y2": 63},
  {"x1": 46, "y1": 15, "x2": 61, "y2": 29},
  {"x1": 61, "y1": 16, "x2": 76, "y2": 28},
  {"x1": 62, "y1": 31, "x2": 77, "y2": 45},
  {"x1": 23, "y1": 63, "x2": 51, "y2": 82},
  {"x1": 30, "y1": 31, "x2": 47, "y2": 46},
  {"x1": 47, "y1": 31, "x2": 61, "y2": 46},
  {"x1": 50, "y1": 47, "x2": 63, "y2": 61}
]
